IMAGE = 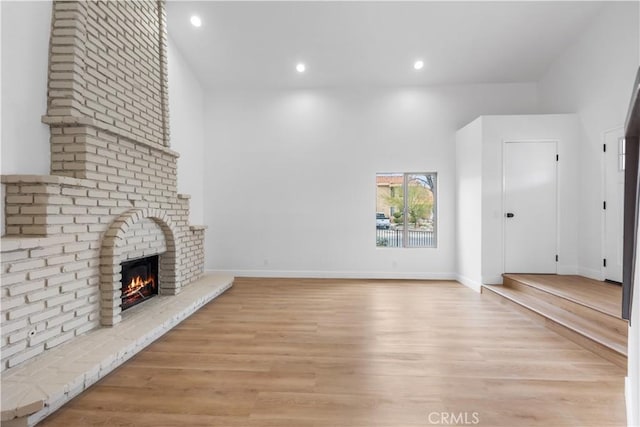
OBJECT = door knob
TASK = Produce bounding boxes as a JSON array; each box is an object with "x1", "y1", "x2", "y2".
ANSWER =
[{"x1": 505, "y1": 213, "x2": 515, "y2": 218}]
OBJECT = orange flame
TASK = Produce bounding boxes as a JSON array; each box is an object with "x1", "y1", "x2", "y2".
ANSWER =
[{"x1": 123, "y1": 275, "x2": 156, "y2": 299}]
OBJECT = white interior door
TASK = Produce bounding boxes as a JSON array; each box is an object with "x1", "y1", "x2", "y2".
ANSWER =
[
  {"x1": 604, "y1": 128, "x2": 625, "y2": 283},
  {"x1": 504, "y1": 141, "x2": 558, "y2": 273}
]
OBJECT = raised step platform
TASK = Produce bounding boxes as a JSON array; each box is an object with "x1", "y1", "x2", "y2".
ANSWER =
[
  {"x1": 482, "y1": 274, "x2": 627, "y2": 368},
  {"x1": 1, "y1": 273, "x2": 234, "y2": 427}
]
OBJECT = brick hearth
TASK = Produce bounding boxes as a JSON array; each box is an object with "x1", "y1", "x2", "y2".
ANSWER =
[{"x1": 0, "y1": 273, "x2": 233, "y2": 427}]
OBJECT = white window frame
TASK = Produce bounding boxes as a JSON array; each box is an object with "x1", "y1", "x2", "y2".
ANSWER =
[{"x1": 376, "y1": 172, "x2": 437, "y2": 248}]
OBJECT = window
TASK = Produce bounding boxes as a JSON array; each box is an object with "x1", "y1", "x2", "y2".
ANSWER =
[
  {"x1": 619, "y1": 137, "x2": 626, "y2": 171},
  {"x1": 375, "y1": 172, "x2": 437, "y2": 248}
]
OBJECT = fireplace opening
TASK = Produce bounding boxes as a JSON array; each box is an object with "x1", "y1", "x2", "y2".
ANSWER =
[{"x1": 121, "y1": 255, "x2": 159, "y2": 311}]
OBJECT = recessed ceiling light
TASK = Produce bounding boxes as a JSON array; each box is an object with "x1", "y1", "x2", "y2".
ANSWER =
[
  {"x1": 414, "y1": 60, "x2": 424, "y2": 70},
  {"x1": 190, "y1": 15, "x2": 202, "y2": 27},
  {"x1": 296, "y1": 63, "x2": 306, "y2": 73}
]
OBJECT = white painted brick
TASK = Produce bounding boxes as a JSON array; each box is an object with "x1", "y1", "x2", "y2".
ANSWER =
[
  {"x1": 88, "y1": 223, "x2": 109, "y2": 233},
  {"x1": 75, "y1": 302, "x2": 99, "y2": 317},
  {"x1": 47, "y1": 254, "x2": 76, "y2": 265},
  {"x1": 47, "y1": 272, "x2": 76, "y2": 286},
  {"x1": 36, "y1": 215, "x2": 74, "y2": 225},
  {"x1": 76, "y1": 232, "x2": 101, "y2": 242},
  {"x1": 27, "y1": 287, "x2": 61, "y2": 302},
  {"x1": 8, "y1": 344, "x2": 45, "y2": 367},
  {"x1": 76, "y1": 268, "x2": 98, "y2": 279},
  {"x1": 62, "y1": 316, "x2": 88, "y2": 332},
  {"x1": 45, "y1": 330, "x2": 75, "y2": 349},
  {"x1": 61, "y1": 206, "x2": 88, "y2": 215},
  {"x1": 46, "y1": 292, "x2": 76, "y2": 308},
  {"x1": 46, "y1": 311, "x2": 74, "y2": 328},
  {"x1": 62, "y1": 298, "x2": 86, "y2": 312},
  {"x1": 62, "y1": 224, "x2": 88, "y2": 233},
  {"x1": 30, "y1": 245, "x2": 64, "y2": 258},
  {"x1": 7, "y1": 258, "x2": 46, "y2": 273},
  {"x1": 1, "y1": 318, "x2": 27, "y2": 335},
  {"x1": 2, "y1": 295, "x2": 27, "y2": 311},
  {"x1": 74, "y1": 198, "x2": 98, "y2": 207},
  {"x1": 76, "y1": 249, "x2": 100, "y2": 260},
  {"x1": 75, "y1": 286, "x2": 98, "y2": 299},
  {"x1": 8, "y1": 329, "x2": 29, "y2": 345},
  {"x1": 62, "y1": 261, "x2": 89, "y2": 273},
  {"x1": 2, "y1": 273, "x2": 27, "y2": 294},
  {"x1": 8, "y1": 302, "x2": 45, "y2": 320},
  {"x1": 1, "y1": 249, "x2": 30, "y2": 263},
  {"x1": 60, "y1": 279, "x2": 87, "y2": 293},
  {"x1": 75, "y1": 320, "x2": 99, "y2": 335},
  {"x1": 88, "y1": 190, "x2": 109, "y2": 198},
  {"x1": 30, "y1": 306, "x2": 62, "y2": 324},
  {"x1": 64, "y1": 242, "x2": 90, "y2": 253},
  {"x1": 1, "y1": 341, "x2": 27, "y2": 360},
  {"x1": 28, "y1": 266, "x2": 62, "y2": 280},
  {"x1": 40, "y1": 195, "x2": 73, "y2": 205},
  {"x1": 6, "y1": 195, "x2": 33, "y2": 204},
  {"x1": 28, "y1": 326, "x2": 61, "y2": 346},
  {"x1": 74, "y1": 216, "x2": 99, "y2": 224},
  {"x1": 61, "y1": 187, "x2": 87, "y2": 197}
]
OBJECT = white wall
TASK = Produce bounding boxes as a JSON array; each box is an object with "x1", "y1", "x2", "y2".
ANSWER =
[
  {"x1": 455, "y1": 114, "x2": 581, "y2": 286},
  {"x1": 538, "y1": 1, "x2": 640, "y2": 280},
  {"x1": 1, "y1": 0, "x2": 51, "y2": 175},
  {"x1": 455, "y1": 119, "x2": 483, "y2": 290},
  {"x1": 167, "y1": 37, "x2": 205, "y2": 224},
  {"x1": 480, "y1": 115, "x2": 581, "y2": 284},
  {"x1": 204, "y1": 83, "x2": 539, "y2": 278}
]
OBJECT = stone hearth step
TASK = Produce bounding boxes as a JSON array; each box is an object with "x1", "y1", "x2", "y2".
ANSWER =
[{"x1": 1, "y1": 273, "x2": 234, "y2": 427}]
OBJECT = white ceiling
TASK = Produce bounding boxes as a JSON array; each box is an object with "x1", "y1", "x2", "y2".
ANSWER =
[{"x1": 166, "y1": 1, "x2": 606, "y2": 90}]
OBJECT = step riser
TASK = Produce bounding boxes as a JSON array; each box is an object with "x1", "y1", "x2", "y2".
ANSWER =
[
  {"x1": 503, "y1": 277, "x2": 628, "y2": 337},
  {"x1": 482, "y1": 287, "x2": 627, "y2": 369}
]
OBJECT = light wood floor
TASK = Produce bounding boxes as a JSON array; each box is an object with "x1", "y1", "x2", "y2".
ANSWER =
[
  {"x1": 504, "y1": 274, "x2": 623, "y2": 317},
  {"x1": 39, "y1": 278, "x2": 626, "y2": 427}
]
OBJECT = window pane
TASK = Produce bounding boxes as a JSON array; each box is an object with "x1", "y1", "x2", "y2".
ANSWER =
[
  {"x1": 376, "y1": 173, "x2": 403, "y2": 247},
  {"x1": 376, "y1": 172, "x2": 436, "y2": 248},
  {"x1": 406, "y1": 174, "x2": 435, "y2": 247}
]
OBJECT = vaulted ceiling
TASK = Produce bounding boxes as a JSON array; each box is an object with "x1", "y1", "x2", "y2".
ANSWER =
[{"x1": 166, "y1": 1, "x2": 606, "y2": 89}]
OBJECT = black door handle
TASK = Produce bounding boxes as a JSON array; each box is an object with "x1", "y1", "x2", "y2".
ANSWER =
[{"x1": 505, "y1": 213, "x2": 515, "y2": 218}]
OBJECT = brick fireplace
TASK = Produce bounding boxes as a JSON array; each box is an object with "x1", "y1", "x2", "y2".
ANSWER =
[{"x1": 1, "y1": 0, "x2": 207, "y2": 372}]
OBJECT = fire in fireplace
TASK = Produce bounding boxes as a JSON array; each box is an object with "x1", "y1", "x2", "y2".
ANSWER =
[{"x1": 120, "y1": 255, "x2": 159, "y2": 310}]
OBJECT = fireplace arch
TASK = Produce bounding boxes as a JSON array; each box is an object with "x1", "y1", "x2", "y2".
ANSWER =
[{"x1": 99, "y1": 208, "x2": 180, "y2": 326}]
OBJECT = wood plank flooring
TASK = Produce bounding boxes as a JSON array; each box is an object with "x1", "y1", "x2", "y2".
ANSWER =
[
  {"x1": 504, "y1": 274, "x2": 622, "y2": 317},
  {"x1": 38, "y1": 278, "x2": 626, "y2": 427},
  {"x1": 484, "y1": 275, "x2": 627, "y2": 367}
]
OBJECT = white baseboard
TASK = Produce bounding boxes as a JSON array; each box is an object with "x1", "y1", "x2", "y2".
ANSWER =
[
  {"x1": 577, "y1": 266, "x2": 605, "y2": 281},
  {"x1": 205, "y1": 269, "x2": 457, "y2": 281},
  {"x1": 482, "y1": 275, "x2": 503, "y2": 285},
  {"x1": 455, "y1": 275, "x2": 483, "y2": 293},
  {"x1": 557, "y1": 264, "x2": 579, "y2": 275}
]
